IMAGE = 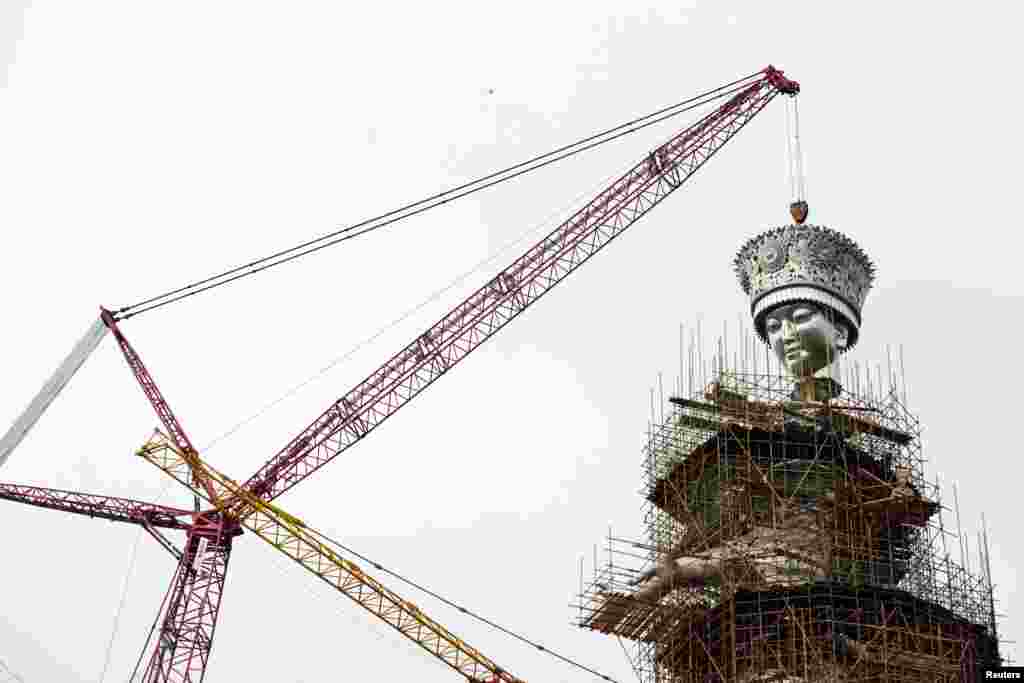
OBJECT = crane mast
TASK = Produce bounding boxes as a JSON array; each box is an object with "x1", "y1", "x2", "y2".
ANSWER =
[
  {"x1": 238, "y1": 66, "x2": 799, "y2": 514},
  {"x1": 0, "y1": 480, "x2": 237, "y2": 681},
  {"x1": 101, "y1": 309, "x2": 225, "y2": 510},
  {"x1": 137, "y1": 431, "x2": 526, "y2": 683},
  {"x1": 0, "y1": 65, "x2": 799, "y2": 683}
]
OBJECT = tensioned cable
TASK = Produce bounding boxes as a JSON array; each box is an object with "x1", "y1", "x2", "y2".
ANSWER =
[
  {"x1": 114, "y1": 70, "x2": 764, "y2": 320},
  {"x1": 116, "y1": 77, "x2": 757, "y2": 320},
  {"x1": 616, "y1": 636, "x2": 643, "y2": 683},
  {"x1": 116, "y1": 170, "x2": 616, "y2": 670},
  {"x1": 258, "y1": 533, "x2": 488, "y2": 676},
  {"x1": 98, "y1": 525, "x2": 146, "y2": 683},
  {"x1": 127, "y1": 542, "x2": 179, "y2": 682},
  {"x1": 792, "y1": 96, "x2": 806, "y2": 201},
  {"x1": 112, "y1": 162, "x2": 635, "y2": 675},
  {"x1": 198, "y1": 137, "x2": 642, "y2": 455},
  {"x1": 306, "y1": 525, "x2": 621, "y2": 682},
  {"x1": 99, "y1": 70, "x2": 763, "y2": 680},
  {"x1": 115, "y1": 177, "x2": 604, "y2": 667},
  {"x1": 115, "y1": 70, "x2": 760, "y2": 317},
  {"x1": 784, "y1": 94, "x2": 795, "y2": 201}
]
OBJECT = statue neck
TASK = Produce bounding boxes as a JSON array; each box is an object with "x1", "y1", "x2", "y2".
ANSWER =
[{"x1": 791, "y1": 376, "x2": 843, "y2": 402}]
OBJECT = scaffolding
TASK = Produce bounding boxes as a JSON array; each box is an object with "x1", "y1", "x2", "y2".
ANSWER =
[{"x1": 574, "y1": 326, "x2": 1003, "y2": 682}]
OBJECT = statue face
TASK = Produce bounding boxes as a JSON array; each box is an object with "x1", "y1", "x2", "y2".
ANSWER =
[{"x1": 764, "y1": 303, "x2": 848, "y2": 377}]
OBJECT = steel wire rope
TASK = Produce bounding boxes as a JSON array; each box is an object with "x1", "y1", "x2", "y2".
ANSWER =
[
  {"x1": 105, "y1": 167, "x2": 635, "y2": 676},
  {"x1": 95, "y1": 69, "x2": 767, "y2": 680},
  {"x1": 109, "y1": 159, "x2": 621, "y2": 675},
  {"x1": 98, "y1": 523, "x2": 146, "y2": 683},
  {"x1": 784, "y1": 94, "x2": 796, "y2": 201},
  {"x1": 118, "y1": 80, "x2": 755, "y2": 321},
  {"x1": 616, "y1": 636, "x2": 643, "y2": 683},
  {"x1": 96, "y1": 433, "x2": 194, "y2": 682},
  {"x1": 792, "y1": 95, "x2": 806, "y2": 202},
  {"x1": 114, "y1": 71, "x2": 763, "y2": 321},
  {"x1": 198, "y1": 141, "x2": 647, "y2": 455},
  {"x1": 108, "y1": 159, "x2": 644, "y2": 676},
  {"x1": 124, "y1": 493, "x2": 513, "y2": 680},
  {"x1": 112, "y1": 441, "x2": 618, "y2": 680},
  {"x1": 304, "y1": 524, "x2": 622, "y2": 682},
  {"x1": 784, "y1": 95, "x2": 806, "y2": 205},
  {"x1": 126, "y1": 529, "x2": 180, "y2": 682},
  {"x1": 115, "y1": 70, "x2": 760, "y2": 317},
  {"x1": 255, "y1": 535, "x2": 467, "y2": 678}
]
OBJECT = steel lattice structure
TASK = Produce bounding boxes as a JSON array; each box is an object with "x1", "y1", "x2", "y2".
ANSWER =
[
  {"x1": 137, "y1": 431, "x2": 524, "y2": 683},
  {"x1": 574, "y1": 330, "x2": 1004, "y2": 682},
  {"x1": 0, "y1": 484, "x2": 191, "y2": 531},
  {"x1": 143, "y1": 519, "x2": 236, "y2": 682},
  {"x1": 239, "y1": 67, "x2": 798, "y2": 512},
  {"x1": 0, "y1": 65, "x2": 802, "y2": 681}
]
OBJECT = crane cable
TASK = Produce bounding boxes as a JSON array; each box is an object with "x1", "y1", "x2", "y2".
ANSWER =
[
  {"x1": 306, "y1": 525, "x2": 623, "y2": 683},
  {"x1": 113, "y1": 70, "x2": 766, "y2": 321},
  {"x1": 127, "y1": 531, "x2": 181, "y2": 682},
  {"x1": 100, "y1": 165, "x2": 637, "y2": 676},
  {"x1": 616, "y1": 636, "x2": 643, "y2": 683},
  {"x1": 106, "y1": 159, "x2": 624, "y2": 675},
  {"x1": 107, "y1": 172, "x2": 612, "y2": 671},
  {"x1": 118, "y1": 491, "x2": 625, "y2": 681},
  {"x1": 198, "y1": 136, "x2": 646, "y2": 456},
  {"x1": 793, "y1": 96, "x2": 806, "y2": 202},
  {"x1": 97, "y1": 69, "x2": 766, "y2": 680},
  {"x1": 784, "y1": 95, "x2": 806, "y2": 204},
  {"x1": 97, "y1": 524, "x2": 146, "y2": 683},
  {"x1": 111, "y1": 163, "x2": 638, "y2": 675}
]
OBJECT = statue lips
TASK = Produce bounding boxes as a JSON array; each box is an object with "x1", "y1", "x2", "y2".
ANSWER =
[{"x1": 784, "y1": 341, "x2": 807, "y2": 364}]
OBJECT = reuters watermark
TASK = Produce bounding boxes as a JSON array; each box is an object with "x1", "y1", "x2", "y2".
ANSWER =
[{"x1": 986, "y1": 668, "x2": 1024, "y2": 679}]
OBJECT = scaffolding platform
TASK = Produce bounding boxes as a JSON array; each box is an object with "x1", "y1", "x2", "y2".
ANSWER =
[{"x1": 573, "y1": 363, "x2": 1003, "y2": 682}]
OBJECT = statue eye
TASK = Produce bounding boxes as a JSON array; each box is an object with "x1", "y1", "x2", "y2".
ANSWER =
[{"x1": 766, "y1": 319, "x2": 781, "y2": 331}]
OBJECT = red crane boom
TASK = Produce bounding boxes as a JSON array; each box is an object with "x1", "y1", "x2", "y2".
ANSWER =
[
  {"x1": 101, "y1": 308, "x2": 225, "y2": 509},
  {"x1": 0, "y1": 481, "x2": 237, "y2": 681},
  {"x1": 0, "y1": 483, "x2": 191, "y2": 530},
  {"x1": 0, "y1": 65, "x2": 798, "y2": 682},
  {"x1": 239, "y1": 66, "x2": 798, "y2": 512}
]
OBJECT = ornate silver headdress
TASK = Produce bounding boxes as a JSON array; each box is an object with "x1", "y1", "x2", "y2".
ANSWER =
[{"x1": 733, "y1": 225, "x2": 875, "y2": 350}]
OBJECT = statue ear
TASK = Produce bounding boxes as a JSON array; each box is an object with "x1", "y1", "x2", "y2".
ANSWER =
[{"x1": 834, "y1": 321, "x2": 850, "y2": 350}]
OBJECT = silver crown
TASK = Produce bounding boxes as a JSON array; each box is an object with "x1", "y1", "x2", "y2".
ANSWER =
[{"x1": 733, "y1": 225, "x2": 875, "y2": 350}]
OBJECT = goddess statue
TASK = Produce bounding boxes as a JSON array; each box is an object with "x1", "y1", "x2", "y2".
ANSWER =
[
  {"x1": 620, "y1": 224, "x2": 884, "y2": 603},
  {"x1": 734, "y1": 224, "x2": 873, "y2": 401},
  {"x1": 580, "y1": 225, "x2": 1001, "y2": 681}
]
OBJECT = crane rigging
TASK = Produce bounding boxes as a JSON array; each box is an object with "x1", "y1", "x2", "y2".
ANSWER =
[
  {"x1": 0, "y1": 68, "x2": 780, "y2": 472},
  {"x1": 0, "y1": 65, "x2": 800, "y2": 682},
  {"x1": 110, "y1": 69, "x2": 766, "y2": 321},
  {"x1": 785, "y1": 94, "x2": 809, "y2": 224},
  {"x1": 235, "y1": 66, "x2": 799, "y2": 512}
]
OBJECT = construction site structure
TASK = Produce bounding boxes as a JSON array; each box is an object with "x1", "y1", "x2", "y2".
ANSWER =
[
  {"x1": 574, "y1": 226, "x2": 1005, "y2": 681},
  {"x1": 0, "y1": 67, "x2": 803, "y2": 682}
]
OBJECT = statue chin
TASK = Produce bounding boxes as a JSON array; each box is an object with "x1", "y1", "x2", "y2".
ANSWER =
[{"x1": 784, "y1": 353, "x2": 835, "y2": 378}]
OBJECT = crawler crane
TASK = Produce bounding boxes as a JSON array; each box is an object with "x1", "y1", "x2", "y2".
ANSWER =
[{"x1": 0, "y1": 65, "x2": 800, "y2": 681}]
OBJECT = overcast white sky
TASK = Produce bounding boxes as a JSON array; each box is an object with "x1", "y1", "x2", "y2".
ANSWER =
[{"x1": 1, "y1": 2, "x2": 1021, "y2": 681}]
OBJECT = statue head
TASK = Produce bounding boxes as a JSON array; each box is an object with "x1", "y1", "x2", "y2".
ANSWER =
[
  {"x1": 734, "y1": 225, "x2": 875, "y2": 378},
  {"x1": 764, "y1": 301, "x2": 849, "y2": 377}
]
